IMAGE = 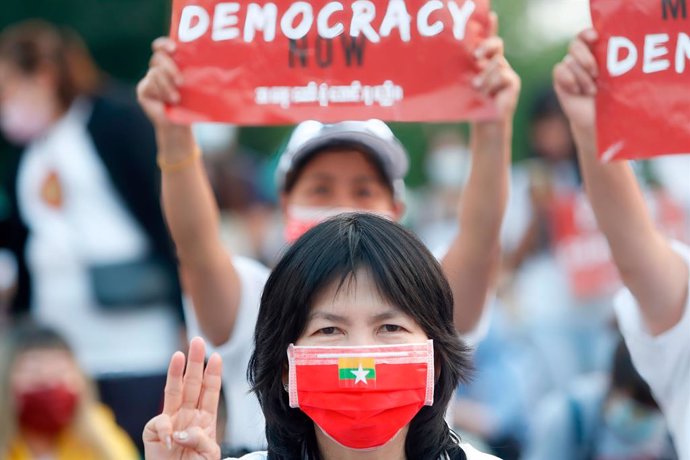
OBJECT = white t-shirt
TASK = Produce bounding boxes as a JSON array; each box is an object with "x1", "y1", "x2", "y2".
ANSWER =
[
  {"x1": 613, "y1": 241, "x2": 690, "y2": 460},
  {"x1": 184, "y1": 255, "x2": 270, "y2": 450},
  {"x1": 227, "y1": 442, "x2": 500, "y2": 459},
  {"x1": 17, "y1": 100, "x2": 179, "y2": 376}
]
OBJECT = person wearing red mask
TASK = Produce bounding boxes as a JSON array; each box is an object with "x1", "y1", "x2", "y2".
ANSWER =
[
  {"x1": 137, "y1": 12, "x2": 519, "y2": 452},
  {"x1": 0, "y1": 321, "x2": 138, "y2": 460},
  {"x1": 0, "y1": 21, "x2": 186, "y2": 451},
  {"x1": 144, "y1": 214, "x2": 499, "y2": 459}
]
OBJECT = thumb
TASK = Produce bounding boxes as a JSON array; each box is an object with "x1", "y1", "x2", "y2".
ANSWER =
[
  {"x1": 143, "y1": 414, "x2": 174, "y2": 450},
  {"x1": 172, "y1": 427, "x2": 221, "y2": 458}
]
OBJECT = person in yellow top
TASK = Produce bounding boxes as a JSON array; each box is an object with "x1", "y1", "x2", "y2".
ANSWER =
[{"x1": 0, "y1": 321, "x2": 138, "y2": 460}]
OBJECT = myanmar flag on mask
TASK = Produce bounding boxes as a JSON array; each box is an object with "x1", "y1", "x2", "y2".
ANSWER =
[{"x1": 287, "y1": 341, "x2": 434, "y2": 406}]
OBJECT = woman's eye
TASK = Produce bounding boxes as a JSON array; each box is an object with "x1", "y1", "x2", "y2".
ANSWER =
[
  {"x1": 317, "y1": 327, "x2": 340, "y2": 336},
  {"x1": 379, "y1": 324, "x2": 405, "y2": 333},
  {"x1": 310, "y1": 186, "x2": 330, "y2": 196},
  {"x1": 355, "y1": 188, "x2": 374, "y2": 198}
]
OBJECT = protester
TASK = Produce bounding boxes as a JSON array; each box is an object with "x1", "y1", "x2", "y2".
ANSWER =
[
  {"x1": 525, "y1": 338, "x2": 676, "y2": 460},
  {"x1": 0, "y1": 20, "x2": 184, "y2": 450},
  {"x1": 553, "y1": 29, "x2": 690, "y2": 459},
  {"x1": 500, "y1": 89, "x2": 617, "y2": 397},
  {"x1": 137, "y1": 12, "x2": 519, "y2": 450},
  {"x1": 144, "y1": 214, "x2": 499, "y2": 459},
  {"x1": 0, "y1": 321, "x2": 138, "y2": 459}
]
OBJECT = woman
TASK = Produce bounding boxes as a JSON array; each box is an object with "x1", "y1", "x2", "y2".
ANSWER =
[
  {"x1": 0, "y1": 321, "x2": 138, "y2": 459},
  {"x1": 144, "y1": 214, "x2": 499, "y2": 459},
  {"x1": 0, "y1": 20, "x2": 184, "y2": 449}
]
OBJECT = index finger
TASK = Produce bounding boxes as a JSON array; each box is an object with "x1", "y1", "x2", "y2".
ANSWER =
[
  {"x1": 488, "y1": 11, "x2": 498, "y2": 37},
  {"x1": 162, "y1": 351, "x2": 186, "y2": 415},
  {"x1": 578, "y1": 28, "x2": 599, "y2": 45},
  {"x1": 152, "y1": 37, "x2": 177, "y2": 54}
]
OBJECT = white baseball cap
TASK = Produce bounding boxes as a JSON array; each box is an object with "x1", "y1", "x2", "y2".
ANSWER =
[{"x1": 275, "y1": 120, "x2": 409, "y2": 199}]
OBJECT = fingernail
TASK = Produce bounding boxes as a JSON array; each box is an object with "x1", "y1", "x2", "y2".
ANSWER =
[
  {"x1": 472, "y1": 76, "x2": 482, "y2": 88},
  {"x1": 174, "y1": 431, "x2": 188, "y2": 441},
  {"x1": 474, "y1": 48, "x2": 484, "y2": 58},
  {"x1": 166, "y1": 435, "x2": 172, "y2": 450}
]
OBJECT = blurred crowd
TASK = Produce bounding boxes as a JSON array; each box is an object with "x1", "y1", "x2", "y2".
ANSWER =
[{"x1": 0, "y1": 19, "x2": 688, "y2": 460}]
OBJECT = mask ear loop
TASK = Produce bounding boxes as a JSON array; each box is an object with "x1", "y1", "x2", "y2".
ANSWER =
[
  {"x1": 287, "y1": 344, "x2": 300, "y2": 408},
  {"x1": 425, "y1": 339, "x2": 435, "y2": 406}
]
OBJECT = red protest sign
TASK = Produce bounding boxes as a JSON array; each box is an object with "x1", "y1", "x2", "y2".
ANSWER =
[
  {"x1": 550, "y1": 191, "x2": 689, "y2": 299},
  {"x1": 590, "y1": 0, "x2": 690, "y2": 161},
  {"x1": 167, "y1": 0, "x2": 495, "y2": 125}
]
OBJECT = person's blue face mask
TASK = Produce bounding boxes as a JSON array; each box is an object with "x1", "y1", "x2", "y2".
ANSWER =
[{"x1": 605, "y1": 397, "x2": 666, "y2": 443}]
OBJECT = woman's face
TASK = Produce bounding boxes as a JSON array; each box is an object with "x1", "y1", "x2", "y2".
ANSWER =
[
  {"x1": 296, "y1": 269, "x2": 429, "y2": 347},
  {"x1": 0, "y1": 61, "x2": 60, "y2": 144},
  {"x1": 283, "y1": 149, "x2": 403, "y2": 218},
  {"x1": 11, "y1": 349, "x2": 84, "y2": 395}
]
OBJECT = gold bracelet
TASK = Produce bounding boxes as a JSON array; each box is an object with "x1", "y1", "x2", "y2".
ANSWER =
[{"x1": 157, "y1": 147, "x2": 202, "y2": 173}]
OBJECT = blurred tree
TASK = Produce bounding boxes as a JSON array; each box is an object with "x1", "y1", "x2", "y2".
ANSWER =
[{"x1": 0, "y1": 0, "x2": 584, "y2": 186}]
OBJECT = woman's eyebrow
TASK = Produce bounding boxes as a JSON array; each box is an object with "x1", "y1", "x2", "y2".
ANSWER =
[
  {"x1": 371, "y1": 310, "x2": 403, "y2": 322},
  {"x1": 308, "y1": 311, "x2": 350, "y2": 324}
]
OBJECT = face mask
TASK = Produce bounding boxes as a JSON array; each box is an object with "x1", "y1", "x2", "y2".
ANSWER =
[
  {"x1": 604, "y1": 397, "x2": 666, "y2": 443},
  {"x1": 284, "y1": 206, "x2": 395, "y2": 243},
  {"x1": 287, "y1": 340, "x2": 434, "y2": 450},
  {"x1": 0, "y1": 94, "x2": 54, "y2": 145},
  {"x1": 426, "y1": 146, "x2": 471, "y2": 188},
  {"x1": 16, "y1": 385, "x2": 79, "y2": 436}
]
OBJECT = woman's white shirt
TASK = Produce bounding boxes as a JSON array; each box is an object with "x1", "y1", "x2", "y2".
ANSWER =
[
  {"x1": 614, "y1": 240, "x2": 690, "y2": 460},
  {"x1": 226, "y1": 442, "x2": 501, "y2": 459}
]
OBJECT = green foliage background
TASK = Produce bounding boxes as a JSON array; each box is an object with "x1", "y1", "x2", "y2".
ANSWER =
[{"x1": 1, "y1": 0, "x2": 578, "y2": 187}]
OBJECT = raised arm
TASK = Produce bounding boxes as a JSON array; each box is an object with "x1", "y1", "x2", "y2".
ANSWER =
[
  {"x1": 441, "y1": 13, "x2": 520, "y2": 333},
  {"x1": 137, "y1": 38, "x2": 241, "y2": 346},
  {"x1": 553, "y1": 29, "x2": 689, "y2": 336}
]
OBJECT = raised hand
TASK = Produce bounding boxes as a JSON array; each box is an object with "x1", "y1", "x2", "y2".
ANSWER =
[
  {"x1": 137, "y1": 37, "x2": 185, "y2": 128},
  {"x1": 473, "y1": 12, "x2": 521, "y2": 121},
  {"x1": 553, "y1": 29, "x2": 600, "y2": 133},
  {"x1": 143, "y1": 338, "x2": 223, "y2": 460}
]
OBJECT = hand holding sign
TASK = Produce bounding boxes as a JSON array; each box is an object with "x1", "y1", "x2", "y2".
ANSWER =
[
  {"x1": 473, "y1": 12, "x2": 521, "y2": 121},
  {"x1": 589, "y1": 0, "x2": 690, "y2": 160},
  {"x1": 553, "y1": 29, "x2": 598, "y2": 138}
]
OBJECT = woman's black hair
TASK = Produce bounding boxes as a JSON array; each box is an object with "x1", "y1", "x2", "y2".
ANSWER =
[
  {"x1": 249, "y1": 213, "x2": 471, "y2": 459},
  {"x1": 0, "y1": 20, "x2": 102, "y2": 110},
  {"x1": 610, "y1": 338, "x2": 658, "y2": 409}
]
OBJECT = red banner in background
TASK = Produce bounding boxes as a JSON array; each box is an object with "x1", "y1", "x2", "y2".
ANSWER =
[
  {"x1": 590, "y1": 0, "x2": 690, "y2": 161},
  {"x1": 167, "y1": 0, "x2": 495, "y2": 125},
  {"x1": 551, "y1": 190, "x2": 688, "y2": 300}
]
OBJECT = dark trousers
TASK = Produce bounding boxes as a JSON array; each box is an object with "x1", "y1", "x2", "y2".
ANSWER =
[{"x1": 97, "y1": 373, "x2": 166, "y2": 455}]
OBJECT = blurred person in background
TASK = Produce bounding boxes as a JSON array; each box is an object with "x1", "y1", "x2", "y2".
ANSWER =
[
  {"x1": 451, "y1": 299, "x2": 532, "y2": 460},
  {"x1": 525, "y1": 338, "x2": 676, "y2": 460},
  {"x1": 137, "y1": 12, "x2": 520, "y2": 452},
  {"x1": 413, "y1": 129, "x2": 473, "y2": 251},
  {"x1": 0, "y1": 20, "x2": 185, "y2": 451},
  {"x1": 499, "y1": 89, "x2": 616, "y2": 399},
  {"x1": 554, "y1": 28, "x2": 690, "y2": 460},
  {"x1": 0, "y1": 321, "x2": 138, "y2": 460}
]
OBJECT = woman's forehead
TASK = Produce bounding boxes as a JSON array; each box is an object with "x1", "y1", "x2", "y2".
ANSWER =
[{"x1": 310, "y1": 270, "x2": 399, "y2": 316}]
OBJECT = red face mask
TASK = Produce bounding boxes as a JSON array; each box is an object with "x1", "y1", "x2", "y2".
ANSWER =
[
  {"x1": 288, "y1": 341, "x2": 434, "y2": 450},
  {"x1": 284, "y1": 207, "x2": 395, "y2": 244},
  {"x1": 16, "y1": 385, "x2": 79, "y2": 436}
]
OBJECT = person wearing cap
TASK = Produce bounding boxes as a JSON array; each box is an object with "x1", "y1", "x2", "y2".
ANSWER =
[{"x1": 137, "y1": 13, "x2": 519, "y2": 453}]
